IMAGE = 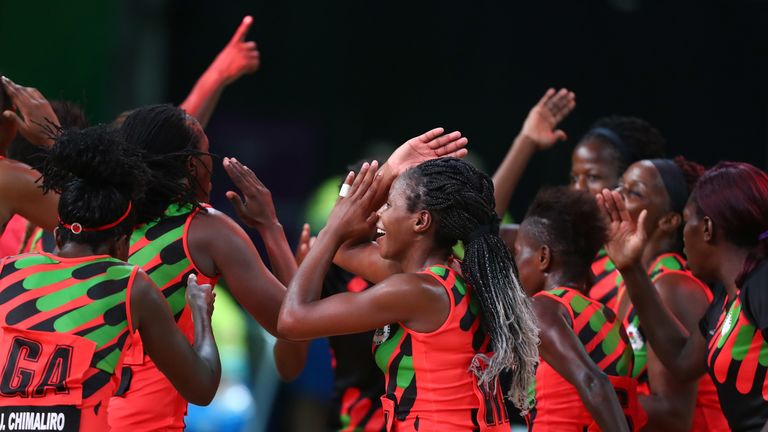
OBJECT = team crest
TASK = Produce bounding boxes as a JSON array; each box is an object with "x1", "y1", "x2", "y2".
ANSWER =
[{"x1": 373, "y1": 324, "x2": 391, "y2": 345}]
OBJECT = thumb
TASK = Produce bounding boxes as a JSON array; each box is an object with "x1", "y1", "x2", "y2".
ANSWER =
[
  {"x1": 230, "y1": 15, "x2": 253, "y2": 43},
  {"x1": 187, "y1": 273, "x2": 198, "y2": 287},
  {"x1": 636, "y1": 209, "x2": 649, "y2": 239},
  {"x1": 226, "y1": 190, "x2": 248, "y2": 218},
  {"x1": 553, "y1": 129, "x2": 567, "y2": 142},
  {"x1": 2, "y1": 110, "x2": 22, "y2": 127}
]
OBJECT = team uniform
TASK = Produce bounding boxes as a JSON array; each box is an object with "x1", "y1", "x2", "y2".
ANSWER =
[
  {"x1": 323, "y1": 266, "x2": 385, "y2": 432},
  {"x1": 0, "y1": 253, "x2": 138, "y2": 431},
  {"x1": 372, "y1": 264, "x2": 510, "y2": 431},
  {"x1": 616, "y1": 253, "x2": 728, "y2": 431},
  {"x1": 701, "y1": 259, "x2": 768, "y2": 431},
  {"x1": 108, "y1": 203, "x2": 215, "y2": 431},
  {"x1": 527, "y1": 286, "x2": 645, "y2": 431},
  {"x1": 588, "y1": 249, "x2": 622, "y2": 312}
]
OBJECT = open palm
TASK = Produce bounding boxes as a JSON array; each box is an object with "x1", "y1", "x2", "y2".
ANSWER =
[
  {"x1": 387, "y1": 127, "x2": 468, "y2": 175},
  {"x1": 597, "y1": 189, "x2": 647, "y2": 270},
  {"x1": 520, "y1": 88, "x2": 575, "y2": 149}
]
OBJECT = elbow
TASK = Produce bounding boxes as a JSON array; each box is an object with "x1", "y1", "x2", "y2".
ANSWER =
[
  {"x1": 578, "y1": 371, "x2": 614, "y2": 406},
  {"x1": 277, "y1": 310, "x2": 308, "y2": 341},
  {"x1": 186, "y1": 374, "x2": 221, "y2": 406}
]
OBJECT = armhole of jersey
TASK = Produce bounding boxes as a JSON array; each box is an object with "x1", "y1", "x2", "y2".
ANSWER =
[
  {"x1": 125, "y1": 265, "x2": 141, "y2": 334},
  {"x1": 182, "y1": 204, "x2": 216, "y2": 279},
  {"x1": 653, "y1": 270, "x2": 713, "y2": 302},
  {"x1": 403, "y1": 267, "x2": 456, "y2": 335},
  {"x1": 534, "y1": 291, "x2": 576, "y2": 323}
]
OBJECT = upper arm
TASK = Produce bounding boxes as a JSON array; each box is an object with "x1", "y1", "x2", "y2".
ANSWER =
[
  {"x1": 130, "y1": 271, "x2": 204, "y2": 381},
  {"x1": 333, "y1": 241, "x2": 402, "y2": 284},
  {"x1": 533, "y1": 297, "x2": 607, "y2": 388},
  {"x1": 655, "y1": 273, "x2": 710, "y2": 333},
  {"x1": 189, "y1": 209, "x2": 286, "y2": 335},
  {"x1": 278, "y1": 273, "x2": 444, "y2": 340}
]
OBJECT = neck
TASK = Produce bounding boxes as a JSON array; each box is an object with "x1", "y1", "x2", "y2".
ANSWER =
[
  {"x1": 714, "y1": 244, "x2": 751, "y2": 299},
  {"x1": 399, "y1": 240, "x2": 452, "y2": 273},
  {"x1": 543, "y1": 270, "x2": 588, "y2": 294},
  {"x1": 642, "y1": 231, "x2": 678, "y2": 268},
  {"x1": 56, "y1": 242, "x2": 114, "y2": 259}
]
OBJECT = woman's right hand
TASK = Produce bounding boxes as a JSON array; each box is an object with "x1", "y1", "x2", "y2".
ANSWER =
[
  {"x1": 597, "y1": 189, "x2": 647, "y2": 270},
  {"x1": 1, "y1": 76, "x2": 60, "y2": 148},
  {"x1": 323, "y1": 161, "x2": 380, "y2": 243},
  {"x1": 186, "y1": 273, "x2": 216, "y2": 318},
  {"x1": 519, "y1": 88, "x2": 575, "y2": 150}
]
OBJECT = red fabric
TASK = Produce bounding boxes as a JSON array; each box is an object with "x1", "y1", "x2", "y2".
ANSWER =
[{"x1": 0, "y1": 215, "x2": 28, "y2": 257}]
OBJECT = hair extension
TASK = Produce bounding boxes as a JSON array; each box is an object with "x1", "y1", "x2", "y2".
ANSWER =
[
  {"x1": 402, "y1": 157, "x2": 539, "y2": 413},
  {"x1": 119, "y1": 104, "x2": 208, "y2": 225}
]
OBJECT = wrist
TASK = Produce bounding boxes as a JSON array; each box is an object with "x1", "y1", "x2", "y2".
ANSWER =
[
  {"x1": 617, "y1": 260, "x2": 645, "y2": 276},
  {"x1": 317, "y1": 226, "x2": 346, "y2": 247},
  {"x1": 514, "y1": 133, "x2": 539, "y2": 151}
]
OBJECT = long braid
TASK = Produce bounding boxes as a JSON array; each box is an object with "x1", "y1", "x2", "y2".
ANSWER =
[{"x1": 403, "y1": 157, "x2": 539, "y2": 413}]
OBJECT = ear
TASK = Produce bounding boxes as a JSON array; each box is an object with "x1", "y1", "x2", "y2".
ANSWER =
[
  {"x1": 53, "y1": 227, "x2": 63, "y2": 250},
  {"x1": 538, "y1": 245, "x2": 552, "y2": 272},
  {"x1": 658, "y1": 212, "x2": 682, "y2": 234},
  {"x1": 187, "y1": 155, "x2": 197, "y2": 173},
  {"x1": 413, "y1": 210, "x2": 432, "y2": 234},
  {"x1": 702, "y1": 216, "x2": 714, "y2": 242}
]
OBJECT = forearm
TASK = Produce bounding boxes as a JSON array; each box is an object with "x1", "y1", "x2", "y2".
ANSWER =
[
  {"x1": 179, "y1": 69, "x2": 225, "y2": 128},
  {"x1": 620, "y1": 264, "x2": 693, "y2": 373},
  {"x1": 492, "y1": 135, "x2": 537, "y2": 216},
  {"x1": 279, "y1": 229, "x2": 343, "y2": 338},
  {"x1": 577, "y1": 374, "x2": 629, "y2": 432},
  {"x1": 189, "y1": 304, "x2": 222, "y2": 403},
  {"x1": 257, "y1": 221, "x2": 298, "y2": 285},
  {"x1": 273, "y1": 339, "x2": 310, "y2": 381}
]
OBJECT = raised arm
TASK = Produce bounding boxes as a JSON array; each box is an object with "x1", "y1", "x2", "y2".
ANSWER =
[
  {"x1": 0, "y1": 161, "x2": 59, "y2": 231},
  {"x1": 598, "y1": 189, "x2": 708, "y2": 379},
  {"x1": 533, "y1": 297, "x2": 629, "y2": 432},
  {"x1": 333, "y1": 128, "x2": 467, "y2": 282},
  {"x1": 179, "y1": 16, "x2": 260, "y2": 128},
  {"x1": 493, "y1": 88, "x2": 575, "y2": 216},
  {"x1": 131, "y1": 272, "x2": 221, "y2": 406}
]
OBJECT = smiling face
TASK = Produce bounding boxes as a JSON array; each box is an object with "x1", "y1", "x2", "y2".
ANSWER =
[
  {"x1": 617, "y1": 161, "x2": 673, "y2": 238},
  {"x1": 513, "y1": 224, "x2": 546, "y2": 296},
  {"x1": 376, "y1": 175, "x2": 420, "y2": 261},
  {"x1": 570, "y1": 139, "x2": 621, "y2": 196}
]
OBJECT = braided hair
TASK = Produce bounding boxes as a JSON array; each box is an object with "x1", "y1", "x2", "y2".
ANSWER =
[
  {"x1": 41, "y1": 124, "x2": 150, "y2": 247},
  {"x1": 119, "y1": 104, "x2": 208, "y2": 225},
  {"x1": 400, "y1": 157, "x2": 539, "y2": 412}
]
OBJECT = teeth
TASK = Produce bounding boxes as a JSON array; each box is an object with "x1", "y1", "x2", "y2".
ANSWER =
[{"x1": 377, "y1": 228, "x2": 385, "y2": 235}]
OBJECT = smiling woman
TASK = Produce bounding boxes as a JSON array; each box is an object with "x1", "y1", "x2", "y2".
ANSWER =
[{"x1": 278, "y1": 151, "x2": 538, "y2": 431}]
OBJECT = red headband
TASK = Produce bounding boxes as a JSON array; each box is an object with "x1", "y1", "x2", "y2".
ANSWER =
[{"x1": 59, "y1": 202, "x2": 133, "y2": 234}]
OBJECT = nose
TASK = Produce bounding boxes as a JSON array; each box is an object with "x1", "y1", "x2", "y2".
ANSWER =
[
  {"x1": 376, "y1": 204, "x2": 386, "y2": 216},
  {"x1": 571, "y1": 176, "x2": 587, "y2": 191}
]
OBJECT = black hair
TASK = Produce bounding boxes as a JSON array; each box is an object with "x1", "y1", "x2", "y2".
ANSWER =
[
  {"x1": 582, "y1": 116, "x2": 666, "y2": 174},
  {"x1": 8, "y1": 100, "x2": 90, "y2": 170},
  {"x1": 41, "y1": 124, "x2": 150, "y2": 247},
  {"x1": 119, "y1": 104, "x2": 207, "y2": 225},
  {"x1": 522, "y1": 187, "x2": 607, "y2": 282},
  {"x1": 401, "y1": 157, "x2": 538, "y2": 412}
]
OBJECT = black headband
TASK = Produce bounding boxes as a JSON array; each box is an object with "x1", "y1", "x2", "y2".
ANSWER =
[
  {"x1": 587, "y1": 127, "x2": 633, "y2": 165},
  {"x1": 649, "y1": 159, "x2": 688, "y2": 213},
  {"x1": 467, "y1": 218, "x2": 500, "y2": 244}
]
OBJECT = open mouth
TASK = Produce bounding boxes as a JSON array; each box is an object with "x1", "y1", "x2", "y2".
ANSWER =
[{"x1": 374, "y1": 227, "x2": 386, "y2": 243}]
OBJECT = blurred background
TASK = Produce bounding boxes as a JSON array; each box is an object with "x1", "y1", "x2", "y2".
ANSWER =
[{"x1": 1, "y1": 0, "x2": 767, "y2": 430}]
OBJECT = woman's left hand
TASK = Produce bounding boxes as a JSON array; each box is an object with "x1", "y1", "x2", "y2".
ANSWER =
[
  {"x1": 223, "y1": 157, "x2": 279, "y2": 228},
  {"x1": 387, "y1": 128, "x2": 468, "y2": 175},
  {"x1": 324, "y1": 160, "x2": 381, "y2": 243}
]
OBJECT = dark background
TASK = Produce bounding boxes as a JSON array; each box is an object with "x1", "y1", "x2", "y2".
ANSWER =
[
  {"x1": 2, "y1": 1, "x2": 767, "y2": 429},
  {"x1": 2, "y1": 0, "x2": 767, "y2": 235}
]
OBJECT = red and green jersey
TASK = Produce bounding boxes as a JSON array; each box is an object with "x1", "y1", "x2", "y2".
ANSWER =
[
  {"x1": 0, "y1": 253, "x2": 138, "y2": 431},
  {"x1": 108, "y1": 203, "x2": 214, "y2": 431},
  {"x1": 705, "y1": 261, "x2": 768, "y2": 431},
  {"x1": 528, "y1": 287, "x2": 644, "y2": 431},
  {"x1": 372, "y1": 264, "x2": 510, "y2": 431},
  {"x1": 588, "y1": 248, "x2": 622, "y2": 313},
  {"x1": 618, "y1": 253, "x2": 728, "y2": 431}
]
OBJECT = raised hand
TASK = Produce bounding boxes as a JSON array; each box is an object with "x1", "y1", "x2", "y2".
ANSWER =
[
  {"x1": 387, "y1": 128, "x2": 468, "y2": 175},
  {"x1": 295, "y1": 223, "x2": 316, "y2": 265},
  {"x1": 186, "y1": 273, "x2": 216, "y2": 317},
  {"x1": 1, "y1": 76, "x2": 60, "y2": 148},
  {"x1": 519, "y1": 88, "x2": 575, "y2": 149},
  {"x1": 223, "y1": 157, "x2": 278, "y2": 228},
  {"x1": 597, "y1": 189, "x2": 647, "y2": 270},
  {"x1": 325, "y1": 161, "x2": 381, "y2": 242},
  {"x1": 209, "y1": 16, "x2": 261, "y2": 86}
]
